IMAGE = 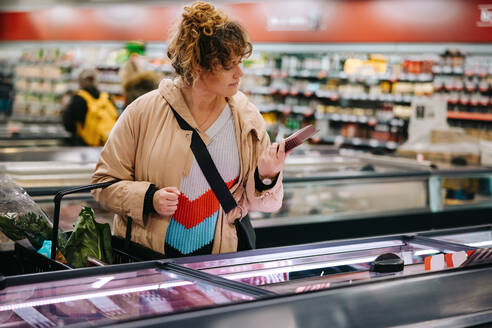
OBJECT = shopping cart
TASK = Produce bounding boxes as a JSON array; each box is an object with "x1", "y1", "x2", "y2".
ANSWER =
[{"x1": 15, "y1": 180, "x2": 165, "y2": 274}]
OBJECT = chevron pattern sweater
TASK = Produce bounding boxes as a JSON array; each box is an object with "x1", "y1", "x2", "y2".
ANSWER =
[{"x1": 165, "y1": 105, "x2": 240, "y2": 257}]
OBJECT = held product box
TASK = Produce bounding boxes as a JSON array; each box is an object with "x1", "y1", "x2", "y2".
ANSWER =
[{"x1": 283, "y1": 125, "x2": 319, "y2": 152}]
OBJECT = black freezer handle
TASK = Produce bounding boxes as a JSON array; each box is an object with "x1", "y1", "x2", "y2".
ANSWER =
[{"x1": 51, "y1": 180, "x2": 120, "y2": 260}]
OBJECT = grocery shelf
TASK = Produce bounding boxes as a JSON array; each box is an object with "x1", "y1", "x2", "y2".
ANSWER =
[
  {"x1": 316, "y1": 113, "x2": 406, "y2": 126},
  {"x1": 249, "y1": 42, "x2": 492, "y2": 54},
  {"x1": 242, "y1": 86, "x2": 420, "y2": 104},
  {"x1": 9, "y1": 115, "x2": 61, "y2": 123},
  {"x1": 315, "y1": 90, "x2": 417, "y2": 103},
  {"x1": 3, "y1": 42, "x2": 491, "y2": 153},
  {"x1": 447, "y1": 111, "x2": 492, "y2": 122},
  {"x1": 321, "y1": 135, "x2": 399, "y2": 150},
  {"x1": 242, "y1": 68, "x2": 434, "y2": 82}
]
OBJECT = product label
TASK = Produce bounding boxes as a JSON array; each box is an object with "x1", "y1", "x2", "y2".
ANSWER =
[
  {"x1": 88, "y1": 296, "x2": 123, "y2": 316},
  {"x1": 13, "y1": 307, "x2": 55, "y2": 328}
]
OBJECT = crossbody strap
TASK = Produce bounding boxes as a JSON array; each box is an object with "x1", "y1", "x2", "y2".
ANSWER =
[{"x1": 169, "y1": 104, "x2": 237, "y2": 213}]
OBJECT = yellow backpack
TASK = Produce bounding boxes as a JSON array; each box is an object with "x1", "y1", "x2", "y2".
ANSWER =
[{"x1": 76, "y1": 90, "x2": 118, "y2": 146}]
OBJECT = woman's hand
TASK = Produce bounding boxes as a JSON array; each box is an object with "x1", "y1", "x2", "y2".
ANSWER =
[
  {"x1": 257, "y1": 140, "x2": 290, "y2": 180},
  {"x1": 153, "y1": 186, "x2": 180, "y2": 216}
]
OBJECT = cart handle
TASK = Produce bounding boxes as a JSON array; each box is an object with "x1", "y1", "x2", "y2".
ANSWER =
[{"x1": 51, "y1": 180, "x2": 120, "y2": 260}]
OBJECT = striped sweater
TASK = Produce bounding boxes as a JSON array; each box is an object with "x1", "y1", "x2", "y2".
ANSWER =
[{"x1": 165, "y1": 104, "x2": 240, "y2": 257}]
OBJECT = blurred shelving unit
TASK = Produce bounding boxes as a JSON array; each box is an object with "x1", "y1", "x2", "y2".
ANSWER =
[{"x1": 0, "y1": 43, "x2": 491, "y2": 150}]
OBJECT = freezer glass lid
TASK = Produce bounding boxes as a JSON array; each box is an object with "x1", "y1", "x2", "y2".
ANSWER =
[
  {"x1": 183, "y1": 238, "x2": 461, "y2": 295},
  {"x1": 283, "y1": 155, "x2": 412, "y2": 177},
  {"x1": 0, "y1": 267, "x2": 254, "y2": 327},
  {"x1": 431, "y1": 229, "x2": 492, "y2": 248}
]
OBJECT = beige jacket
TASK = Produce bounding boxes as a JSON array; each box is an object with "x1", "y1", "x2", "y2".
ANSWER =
[{"x1": 92, "y1": 78, "x2": 283, "y2": 254}]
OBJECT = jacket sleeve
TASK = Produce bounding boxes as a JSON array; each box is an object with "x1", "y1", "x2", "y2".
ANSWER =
[
  {"x1": 243, "y1": 125, "x2": 284, "y2": 213},
  {"x1": 91, "y1": 103, "x2": 152, "y2": 227}
]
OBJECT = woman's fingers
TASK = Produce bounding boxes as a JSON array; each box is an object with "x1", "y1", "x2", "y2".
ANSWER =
[
  {"x1": 164, "y1": 193, "x2": 179, "y2": 201},
  {"x1": 159, "y1": 205, "x2": 177, "y2": 216},
  {"x1": 277, "y1": 140, "x2": 286, "y2": 158},
  {"x1": 163, "y1": 200, "x2": 178, "y2": 206},
  {"x1": 162, "y1": 205, "x2": 178, "y2": 215},
  {"x1": 270, "y1": 142, "x2": 278, "y2": 156},
  {"x1": 164, "y1": 186, "x2": 180, "y2": 196},
  {"x1": 153, "y1": 187, "x2": 180, "y2": 216}
]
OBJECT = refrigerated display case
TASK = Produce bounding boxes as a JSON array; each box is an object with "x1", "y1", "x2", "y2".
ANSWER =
[
  {"x1": 0, "y1": 145, "x2": 431, "y2": 191},
  {"x1": 169, "y1": 233, "x2": 492, "y2": 327},
  {"x1": 420, "y1": 225, "x2": 492, "y2": 249},
  {"x1": 0, "y1": 260, "x2": 267, "y2": 328},
  {"x1": 280, "y1": 146, "x2": 433, "y2": 178},
  {"x1": 2, "y1": 234, "x2": 491, "y2": 328},
  {"x1": 0, "y1": 128, "x2": 70, "y2": 148},
  {"x1": 132, "y1": 262, "x2": 492, "y2": 328},
  {"x1": 251, "y1": 148, "x2": 433, "y2": 227},
  {"x1": 1, "y1": 145, "x2": 491, "y2": 247},
  {"x1": 175, "y1": 234, "x2": 473, "y2": 294},
  {"x1": 0, "y1": 146, "x2": 433, "y2": 234},
  {"x1": 254, "y1": 163, "x2": 492, "y2": 248},
  {"x1": 0, "y1": 146, "x2": 101, "y2": 191},
  {"x1": 431, "y1": 168, "x2": 492, "y2": 211}
]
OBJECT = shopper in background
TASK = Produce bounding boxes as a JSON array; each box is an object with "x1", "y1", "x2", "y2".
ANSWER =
[
  {"x1": 119, "y1": 57, "x2": 161, "y2": 109},
  {"x1": 62, "y1": 68, "x2": 118, "y2": 146},
  {"x1": 0, "y1": 73, "x2": 14, "y2": 117},
  {"x1": 92, "y1": 1, "x2": 288, "y2": 257}
]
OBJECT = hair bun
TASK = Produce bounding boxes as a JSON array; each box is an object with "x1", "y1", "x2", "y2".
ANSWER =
[
  {"x1": 168, "y1": 0, "x2": 251, "y2": 86},
  {"x1": 182, "y1": 1, "x2": 226, "y2": 37}
]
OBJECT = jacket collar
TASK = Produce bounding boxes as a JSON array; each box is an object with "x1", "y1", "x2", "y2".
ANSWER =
[
  {"x1": 158, "y1": 78, "x2": 262, "y2": 137},
  {"x1": 158, "y1": 78, "x2": 199, "y2": 130},
  {"x1": 226, "y1": 91, "x2": 262, "y2": 140}
]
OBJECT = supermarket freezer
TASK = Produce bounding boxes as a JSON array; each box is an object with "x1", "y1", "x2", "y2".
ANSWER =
[
  {"x1": 252, "y1": 165, "x2": 492, "y2": 248},
  {"x1": 1, "y1": 234, "x2": 491, "y2": 328},
  {"x1": 0, "y1": 145, "x2": 430, "y2": 190},
  {"x1": 0, "y1": 146, "x2": 101, "y2": 191},
  {"x1": 420, "y1": 224, "x2": 492, "y2": 249},
  {"x1": 0, "y1": 126, "x2": 70, "y2": 148},
  {"x1": 0, "y1": 146, "x2": 432, "y2": 230},
  {"x1": 175, "y1": 234, "x2": 473, "y2": 294},
  {"x1": 0, "y1": 260, "x2": 268, "y2": 328},
  {"x1": 127, "y1": 263, "x2": 492, "y2": 328},
  {"x1": 2, "y1": 145, "x2": 491, "y2": 245}
]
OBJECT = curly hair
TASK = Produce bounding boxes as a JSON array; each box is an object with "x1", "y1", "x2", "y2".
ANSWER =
[{"x1": 167, "y1": 1, "x2": 252, "y2": 86}]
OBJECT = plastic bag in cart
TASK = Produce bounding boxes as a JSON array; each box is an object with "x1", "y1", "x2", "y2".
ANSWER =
[{"x1": 0, "y1": 174, "x2": 68, "y2": 251}]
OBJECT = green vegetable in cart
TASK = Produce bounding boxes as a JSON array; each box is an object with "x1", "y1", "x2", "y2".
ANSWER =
[
  {"x1": 64, "y1": 207, "x2": 113, "y2": 268},
  {"x1": 0, "y1": 213, "x2": 68, "y2": 251},
  {"x1": 0, "y1": 215, "x2": 28, "y2": 241},
  {"x1": 15, "y1": 212, "x2": 68, "y2": 250}
]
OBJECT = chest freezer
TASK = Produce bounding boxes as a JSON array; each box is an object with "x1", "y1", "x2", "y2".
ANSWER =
[
  {"x1": 176, "y1": 235, "x2": 473, "y2": 295},
  {"x1": 0, "y1": 261, "x2": 265, "y2": 328},
  {"x1": 420, "y1": 225, "x2": 492, "y2": 249}
]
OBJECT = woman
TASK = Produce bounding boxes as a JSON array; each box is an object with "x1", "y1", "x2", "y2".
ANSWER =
[{"x1": 92, "y1": 1, "x2": 288, "y2": 257}]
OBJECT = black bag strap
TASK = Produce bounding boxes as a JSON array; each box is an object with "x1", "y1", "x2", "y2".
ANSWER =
[{"x1": 169, "y1": 104, "x2": 237, "y2": 213}]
